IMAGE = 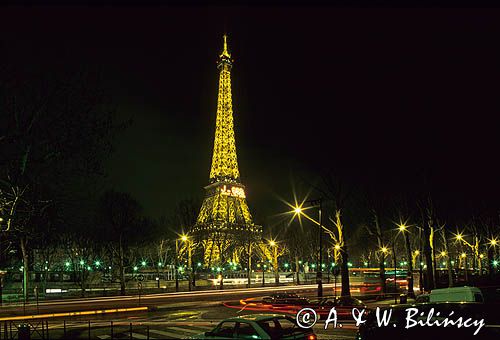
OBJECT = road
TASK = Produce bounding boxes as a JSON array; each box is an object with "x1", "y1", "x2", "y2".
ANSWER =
[
  {"x1": 35, "y1": 301, "x2": 357, "y2": 339},
  {"x1": 0, "y1": 284, "x2": 360, "y2": 339},
  {"x1": 0, "y1": 283, "x2": 344, "y2": 317}
]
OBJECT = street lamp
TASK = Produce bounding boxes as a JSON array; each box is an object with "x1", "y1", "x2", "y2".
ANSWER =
[
  {"x1": 292, "y1": 199, "x2": 324, "y2": 297},
  {"x1": 397, "y1": 223, "x2": 415, "y2": 298}
]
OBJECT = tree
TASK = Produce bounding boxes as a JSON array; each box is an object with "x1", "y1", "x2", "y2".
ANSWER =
[
  {"x1": 314, "y1": 173, "x2": 352, "y2": 297},
  {"x1": 96, "y1": 190, "x2": 149, "y2": 295},
  {"x1": 0, "y1": 65, "x2": 118, "y2": 301}
]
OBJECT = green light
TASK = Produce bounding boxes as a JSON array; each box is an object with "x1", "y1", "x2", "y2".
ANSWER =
[
  {"x1": 197, "y1": 262, "x2": 202, "y2": 267},
  {"x1": 95, "y1": 261, "x2": 101, "y2": 266},
  {"x1": 298, "y1": 260, "x2": 302, "y2": 264},
  {"x1": 87, "y1": 266, "x2": 91, "y2": 271},
  {"x1": 311, "y1": 264, "x2": 316, "y2": 268},
  {"x1": 331, "y1": 263, "x2": 335, "y2": 267},
  {"x1": 232, "y1": 266, "x2": 237, "y2": 270},
  {"x1": 65, "y1": 262, "x2": 70, "y2": 267},
  {"x1": 133, "y1": 266, "x2": 138, "y2": 271},
  {"x1": 216, "y1": 267, "x2": 221, "y2": 272},
  {"x1": 284, "y1": 263, "x2": 289, "y2": 268},
  {"x1": 321, "y1": 263, "x2": 326, "y2": 268},
  {"x1": 348, "y1": 262, "x2": 353, "y2": 267},
  {"x1": 363, "y1": 262, "x2": 368, "y2": 266},
  {"x1": 79, "y1": 260, "x2": 85, "y2": 265},
  {"x1": 493, "y1": 260, "x2": 498, "y2": 267},
  {"x1": 158, "y1": 262, "x2": 162, "y2": 267},
  {"x1": 141, "y1": 261, "x2": 146, "y2": 267},
  {"x1": 400, "y1": 262, "x2": 404, "y2": 266},
  {"x1": 263, "y1": 265, "x2": 267, "y2": 269}
]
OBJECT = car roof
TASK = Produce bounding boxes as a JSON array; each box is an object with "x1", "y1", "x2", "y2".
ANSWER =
[
  {"x1": 226, "y1": 314, "x2": 290, "y2": 322},
  {"x1": 379, "y1": 301, "x2": 484, "y2": 310}
]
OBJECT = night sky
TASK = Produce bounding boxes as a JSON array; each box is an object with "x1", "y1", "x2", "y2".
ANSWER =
[{"x1": 2, "y1": 7, "x2": 500, "y2": 225}]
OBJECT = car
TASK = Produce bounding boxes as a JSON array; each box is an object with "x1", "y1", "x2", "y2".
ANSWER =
[
  {"x1": 356, "y1": 302, "x2": 500, "y2": 339},
  {"x1": 415, "y1": 293, "x2": 429, "y2": 303},
  {"x1": 190, "y1": 314, "x2": 317, "y2": 339},
  {"x1": 262, "y1": 293, "x2": 309, "y2": 306},
  {"x1": 429, "y1": 286, "x2": 483, "y2": 303},
  {"x1": 299, "y1": 296, "x2": 366, "y2": 319}
]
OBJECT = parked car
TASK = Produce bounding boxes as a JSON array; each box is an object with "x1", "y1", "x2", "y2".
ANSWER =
[
  {"x1": 415, "y1": 293, "x2": 430, "y2": 303},
  {"x1": 262, "y1": 293, "x2": 309, "y2": 306},
  {"x1": 190, "y1": 314, "x2": 317, "y2": 339},
  {"x1": 429, "y1": 286, "x2": 483, "y2": 303},
  {"x1": 304, "y1": 296, "x2": 366, "y2": 319}
]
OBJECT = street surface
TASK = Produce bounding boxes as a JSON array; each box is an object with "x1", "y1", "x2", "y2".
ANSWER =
[{"x1": 0, "y1": 283, "x2": 367, "y2": 339}]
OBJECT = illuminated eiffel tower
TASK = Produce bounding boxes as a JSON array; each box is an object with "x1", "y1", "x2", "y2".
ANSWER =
[{"x1": 192, "y1": 35, "x2": 262, "y2": 265}]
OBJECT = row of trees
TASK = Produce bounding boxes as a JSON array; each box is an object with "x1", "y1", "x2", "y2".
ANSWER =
[{"x1": 1, "y1": 61, "x2": 499, "y2": 302}]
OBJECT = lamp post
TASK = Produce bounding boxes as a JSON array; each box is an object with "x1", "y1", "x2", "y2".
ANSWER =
[
  {"x1": 175, "y1": 238, "x2": 179, "y2": 292},
  {"x1": 398, "y1": 223, "x2": 415, "y2": 298},
  {"x1": 293, "y1": 198, "x2": 323, "y2": 297}
]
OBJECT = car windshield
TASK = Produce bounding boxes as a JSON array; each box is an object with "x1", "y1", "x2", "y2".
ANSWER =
[{"x1": 257, "y1": 317, "x2": 304, "y2": 339}]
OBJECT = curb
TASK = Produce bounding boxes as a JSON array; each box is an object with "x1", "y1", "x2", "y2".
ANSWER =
[{"x1": 0, "y1": 307, "x2": 148, "y2": 321}]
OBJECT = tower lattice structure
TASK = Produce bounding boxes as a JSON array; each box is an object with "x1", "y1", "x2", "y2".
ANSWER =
[{"x1": 192, "y1": 35, "x2": 262, "y2": 265}]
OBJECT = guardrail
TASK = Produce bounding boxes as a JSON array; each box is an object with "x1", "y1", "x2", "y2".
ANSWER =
[{"x1": 1, "y1": 320, "x2": 152, "y2": 340}]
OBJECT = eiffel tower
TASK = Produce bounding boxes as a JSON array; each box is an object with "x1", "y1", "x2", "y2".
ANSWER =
[{"x1": 192, "y1": 35, "x2": 262, "y2": 266}]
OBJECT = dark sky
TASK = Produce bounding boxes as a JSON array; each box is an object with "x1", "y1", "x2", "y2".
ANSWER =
[{"x1": 2, "y1": 6, "x2": 500, "y2": 224}]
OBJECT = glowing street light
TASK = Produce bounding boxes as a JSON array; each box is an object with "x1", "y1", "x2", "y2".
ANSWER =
[
  {"x1": 440, "y1": 251, "x2": 447, "y2": 257},
  {"x1": 398, "y1": 224, "x2": 407, "y2": 232},
  {"x1": 489, "y1": 238, "x2": 498, "y2": 247},
  {"x1": 293, "y1": 207, "x2": 302, "y2": 214},
  {"x1": 269, "y1": 240, "x2": 276, "y2": 247},
  {"x1": 380, "y1": 246, "x2": 388, "y2": 254},
  {"x1": 461, "y1": 253, "x2": 467, "y2": 258},
  {"x1": 334, "y1": 244, "x2": 341, "y2": 250}
]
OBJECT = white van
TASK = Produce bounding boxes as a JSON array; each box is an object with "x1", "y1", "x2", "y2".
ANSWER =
[{"x1": 429, "y1": 286, "x2": 483, "y2": 303}]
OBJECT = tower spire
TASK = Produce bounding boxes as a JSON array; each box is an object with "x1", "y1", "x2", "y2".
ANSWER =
[{"x1": 220, "y1": 34, "x2": 231, "y2": 59}]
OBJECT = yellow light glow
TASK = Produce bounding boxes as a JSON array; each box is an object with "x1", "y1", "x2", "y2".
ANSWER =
[
  {"x1": 334, "y1": 244, "x2": 341, "y2": 250},
  {"x1": 381, "y1": 247, "x2": 388, "y2": 253},
  {"x1": 269, "y1": 240, "x2": 276, "y2": 247},
  {"x1": 440, "y1": 251, "x2": 446, "y2": 257},
  {"x1": 461, "y1": 253, "x2": 467, "y2": 258},
  {"x1": 294, "y1": 207, "x2": 302, "y2": 214},
  {"x1": 193, "y1": 35, "x2": 260, "y2": 266},
  {"x1": 490, "y1": 238, "x2": 498, "y2": 246},
  {"x1": 398, "y1": 224, "x2": 407, "y2": 232},
  {"x1": 479, "y1": 254, "x2": 484, "y2": 259},
  {"x1": 414, "y1": 250, "x2": 420, "y2": 255},
  {"x1": 456, "y1": 233, "x2": 463, "y2": 240},
  {"x1": 181, "y1": 235, "x2": 188, "y2": 242}
]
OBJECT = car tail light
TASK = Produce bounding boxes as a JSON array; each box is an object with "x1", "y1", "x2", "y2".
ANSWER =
[{"x1": 307, "y1": 334, "x2": 317, "y2": 340}]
